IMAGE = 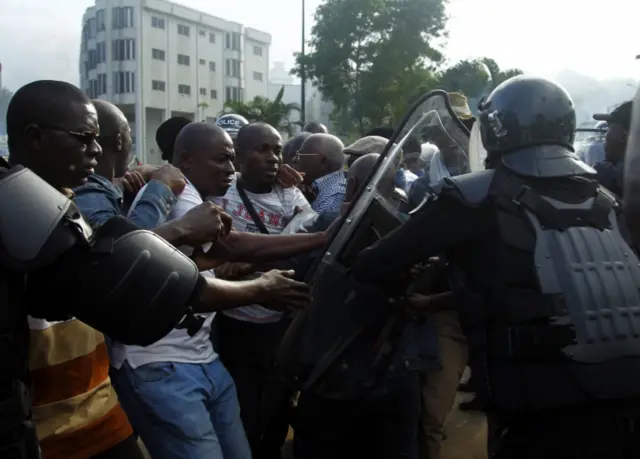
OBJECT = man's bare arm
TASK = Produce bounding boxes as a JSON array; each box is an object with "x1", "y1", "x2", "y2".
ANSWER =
[{"x1": 209, "y1": 231, "x2": 329, "y2": 262}]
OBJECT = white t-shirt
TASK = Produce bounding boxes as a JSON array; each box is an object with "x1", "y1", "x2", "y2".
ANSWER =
[
  {"x1": 213, "y1": 176, "x2": 310, "y2": 323},
  {"x1": 110, "y1": 180, "x2": 218, "y2": 369}
]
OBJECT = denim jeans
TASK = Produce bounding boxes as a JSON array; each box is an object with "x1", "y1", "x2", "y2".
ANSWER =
[{"x1": 112, "y1": 358, "x2": 251, "y2": 459}]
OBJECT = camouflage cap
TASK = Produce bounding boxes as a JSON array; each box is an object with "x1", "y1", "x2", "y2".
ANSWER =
[{"x1": 448, "y1": 92, "x2": 474, "y2": 120}]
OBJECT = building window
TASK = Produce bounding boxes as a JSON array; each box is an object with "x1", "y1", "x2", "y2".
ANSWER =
[
  {"x1": 87, "y1": 79, "x2": 97, "y2": 99},
  {"x1": 96, "y1": 9, "x2": 105, "y2": 32},
  {"x1": 178, "y1": 84, "x2": 191, "y2": 96},
  {"x1": 97, "y1": 73, "x2": 107, "y2": 95},
  {"x1": 82, "y1": 24, "x2": 89, "y2": 50},
  {"x1": 209, "y1": 33, "x2": 216, "y2": 43},
  {"x1": 199, "y1": 88, "x2": 207, "y2": 96},
  {"x1": 152, "y1": 80, "x2": 166, "y2": 92},
  {"x1": 177, "y1": 54, "x2": 190, "y2": 66},
  {"x1": 151, "y1": 16, "x2": 165, "y2": 29},
  {"x1": 225, "y1": 32, "x2": 241, "y2": 51},
  {"x1": 253, "y1": 71, "x2": 263, "y2": 82},
  {"x1": 177, "y1": 24, "x2": 190, "y2": 36},
  {"x1": 112, "y1": 39, "x2": 135, "y2": 61},
  {"x1": 210, "y1": 89, "x2": 218, "y2": 100},
  {"x1": 113, "y1": 71, "x2": 135, "y2": 94},
  {"x1": 225, "y1": 86, "x2": 243, "y2": 102},
  {"x1": 88, "y1": 49, "x2": 97, "y2": 70},
  {"x1": 209, "y1": 61, "x2": 216, "y2": 72},
  {"x1": 87, "y1": 18, "x2": 96, "y2": 39},
  {"x1": 112, "y1": 7, "x2": 134, "y2": 29},
  {"x1": 198, "y1": 30, "x2": 206, "y2": 37},
  {"x1": 253, "y1": 45, "x2": 263, "y2": 56},
  {"x1": 96, "y1": 42, "x2": 106, "y2": 63},
  {"x1": 199, "y1": 59, "x2": 206, "y2": 65},
  {"x1": 225, "y1": 59, "x2": 241, "y2": 78},
  {"x1": 152, "y1": 48, "x2": 166, "y2": 61}
]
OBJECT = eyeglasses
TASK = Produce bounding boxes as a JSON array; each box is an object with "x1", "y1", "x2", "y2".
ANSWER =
[
  {"x1": 294, "y1": 151, "x2": 320, "y2": 160},
  {"x1": 27, "y1": 124, "x2": 100, "y2": 146}
]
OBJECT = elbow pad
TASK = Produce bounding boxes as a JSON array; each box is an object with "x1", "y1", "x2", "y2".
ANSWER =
[
  {"x1": 27, "y1": 216, "x2": 203, "y2": 346},
  {"x1": 0, "y1": 166, "x2": 93, "y2": 272}
]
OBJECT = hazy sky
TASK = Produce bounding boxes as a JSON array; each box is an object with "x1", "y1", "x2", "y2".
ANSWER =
[{"x1": 1, "y1": 0, "x2": 639, "y2": 90}]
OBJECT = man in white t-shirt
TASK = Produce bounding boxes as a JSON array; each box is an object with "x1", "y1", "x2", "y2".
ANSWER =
[
  {"x1": 214, "y1": 122, "x2": 311, "y2": 458},
  {"x1": 109, "y1": 123, "x2": 323, "y2": 459}
]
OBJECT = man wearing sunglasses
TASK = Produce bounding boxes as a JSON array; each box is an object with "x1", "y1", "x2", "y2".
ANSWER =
[{"x1": 1, "y1": 80, "x2": 311, "y2": 459}]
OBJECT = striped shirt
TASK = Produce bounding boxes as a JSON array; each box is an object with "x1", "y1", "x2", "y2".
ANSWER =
[
  {"x1": 28, "y1": 317, "x2": 133, "y2": 459},
  {"x1": 214, "y1": 176, "x2": 310, "y2": 323}
]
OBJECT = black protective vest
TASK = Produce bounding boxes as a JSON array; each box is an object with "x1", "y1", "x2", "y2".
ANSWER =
[
  {"x1": 445, "y1": 167, "x2": 640, "y2": 414},
  {"x1": 0, "y1": 271, "x2": 41, "y2": 459}
]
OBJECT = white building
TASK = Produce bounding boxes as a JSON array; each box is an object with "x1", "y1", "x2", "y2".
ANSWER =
[{"x1": 79, "y1": 0, "x2": 271, "y2": 165}]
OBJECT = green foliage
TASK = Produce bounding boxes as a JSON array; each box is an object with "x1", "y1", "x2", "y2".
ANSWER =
[
  {"x1": 437, "y1": 58, "x2": 524, "y2": 99},
  {"x1": 293, "y1": 0, "x2": 447, "y2": 135},
  {"x1": 222, "y1": 86, "x2": 300, "y2": 136}
]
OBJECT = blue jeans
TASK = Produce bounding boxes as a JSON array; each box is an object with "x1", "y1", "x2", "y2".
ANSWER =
[{"x1": 113, "y1": 358, "x2": 251, "y2": 459}]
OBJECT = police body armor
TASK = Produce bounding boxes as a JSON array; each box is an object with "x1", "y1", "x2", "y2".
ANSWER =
[
  {"x1": 0, "y1": 165, "x2": 203, "y2": 457},
  {"x1": 448, "y1": 75, "x2": 640, "y2": 413}
]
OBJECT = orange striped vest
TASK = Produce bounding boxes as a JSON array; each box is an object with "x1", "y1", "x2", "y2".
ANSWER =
[{"x1": 28, "y1": 317, "x2": 133, "y2": 459}]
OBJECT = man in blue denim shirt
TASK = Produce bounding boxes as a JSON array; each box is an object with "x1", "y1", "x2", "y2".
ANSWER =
[
  {"x1": 291, "y1": 154, "x2": 440, "y2": 459},
  {"x1": 73, "y1": 100, "x2": 182, "y2": 229}
]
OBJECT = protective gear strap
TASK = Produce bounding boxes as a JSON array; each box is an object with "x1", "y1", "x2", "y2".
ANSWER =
[{"x1": 26, "y1": 216, "x2": 204, "y2": 346}]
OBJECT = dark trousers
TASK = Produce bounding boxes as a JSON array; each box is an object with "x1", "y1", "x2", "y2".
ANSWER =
[
  {"x1": 491, "y1": 402, "x2": 640, "y2": 459},
  {"x1": 292, "y1": 371, "x2": 421, "y2": 459},
  {"x1": 216, "y1": 313, "x2": 291, "y2": 459},
  {"x1": 91, "y1": 435, "x2": 146, "y2": 459}
]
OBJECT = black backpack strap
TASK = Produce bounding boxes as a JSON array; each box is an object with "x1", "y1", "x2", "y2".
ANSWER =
[{"x1": 236, "y1": 179, "x2": 270, "y2": 234}]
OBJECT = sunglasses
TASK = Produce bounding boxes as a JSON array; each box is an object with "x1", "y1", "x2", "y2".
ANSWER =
[{"x1": 27, "y1": 124, "x2": 100, "y2": 146}]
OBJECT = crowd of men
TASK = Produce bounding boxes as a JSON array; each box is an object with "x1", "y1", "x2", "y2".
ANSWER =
[{"x1": 2, "y1": 74, "x2": 640, "y2": 459}]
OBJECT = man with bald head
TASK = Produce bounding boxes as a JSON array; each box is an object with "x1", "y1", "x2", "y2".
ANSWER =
[
  {"x1": 292, "y1": 152, "x2": 432, "y2": 459},
  {"x1": 294, "y1": 133, "x2": 347, "y2": 213},
  {"x1": 213, "y1": 121, "x2": 315, "y2": 458},
  {"x1": 303, "y1": 121, "x2": 328, "y2": 134},
  {"x1": 73, "y1": 100, "x2": 186, "y2": 230}
]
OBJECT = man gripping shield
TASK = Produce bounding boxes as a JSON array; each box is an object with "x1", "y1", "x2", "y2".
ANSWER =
[{"x1": 276, "y1": 90, "x2": 470, "y2": 398}]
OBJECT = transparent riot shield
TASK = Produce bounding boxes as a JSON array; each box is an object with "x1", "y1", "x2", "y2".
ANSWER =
[
  {"x1": 468, "y1": 120, "x2": 488, "y2": 172},
  {"x1": 275, "y1": 90, "x2": 470, "y2": 393}
]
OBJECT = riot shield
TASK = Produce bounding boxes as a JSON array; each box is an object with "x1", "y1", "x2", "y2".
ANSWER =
[
  {"x1": 275, "y1": 90, "x2": 470, "y2": 394},
  {"x1": 624, "y1": 89, "x2": 640, "y2": 244}
]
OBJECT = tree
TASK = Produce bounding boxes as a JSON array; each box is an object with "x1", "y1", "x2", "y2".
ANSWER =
[
  {"x1": 222, "y1": 86, "x2": 300, "y2": 136},
  {"x1": 293, "y1": 0, "x2": 447, "y2": 135},
  {"x1": 437, "y1": 58, "x2": 524, "y2": 99}
]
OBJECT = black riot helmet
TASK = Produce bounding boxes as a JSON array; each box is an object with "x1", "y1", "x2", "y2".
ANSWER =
[
  {"x1": 215, "y1": 113, "x2": 249, "y2": 141},
  {"x1": 478, "y1": 75, "x2": 593, "y2": 177}
]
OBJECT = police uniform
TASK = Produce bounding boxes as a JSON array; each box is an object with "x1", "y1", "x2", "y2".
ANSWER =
[
  {"x1": 353, "y1": 76, "x2": 640, "y2": 459},
  {"x1": 0, "y1": 164, "x2": 204, "y2": 458}
]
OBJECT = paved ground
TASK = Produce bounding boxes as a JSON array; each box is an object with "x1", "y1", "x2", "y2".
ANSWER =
[
  {"x1": 281, "y1": 391, "x2": 488, "y2": 459},
  {"x1": 140, "y1": 395, "x2": 488, "y2": 459}
]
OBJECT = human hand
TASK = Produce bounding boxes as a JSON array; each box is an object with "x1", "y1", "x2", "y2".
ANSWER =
[
  {"x1": 277, "y1": 164, "x2": 305, "y2": 188},
  {"x1": 129, "y1": 164, "x2": 159, "y2": 182},
  {"x1": 177, "y1": 202, "x2": 233, "y2": 247},
  {"x1": 150, "y1": 164, "x2": 187, "y2": 195},
  {"x1": 116, "y1": 170, "x2": 146, "y2": 194},
  {"x1": 258, "y1": 270, "x2": 311, "y2": 311}
]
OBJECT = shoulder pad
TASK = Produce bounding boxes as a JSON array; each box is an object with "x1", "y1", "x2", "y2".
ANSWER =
[
  {"x1": 440, "y1": 170, "x2": 495, "y2": 206},
  {"x1": 0, "y1": 167, "x2": 92, "y2": 271}
]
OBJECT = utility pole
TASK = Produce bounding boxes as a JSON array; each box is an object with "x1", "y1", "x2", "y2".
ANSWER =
[{"x1": 300, "y1": 0, "x2": 307, "y2": 125}]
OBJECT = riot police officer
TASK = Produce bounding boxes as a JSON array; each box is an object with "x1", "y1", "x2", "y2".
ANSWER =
[{"x1": 353, "y1": 75, "x2": 640, "y2": 459}]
